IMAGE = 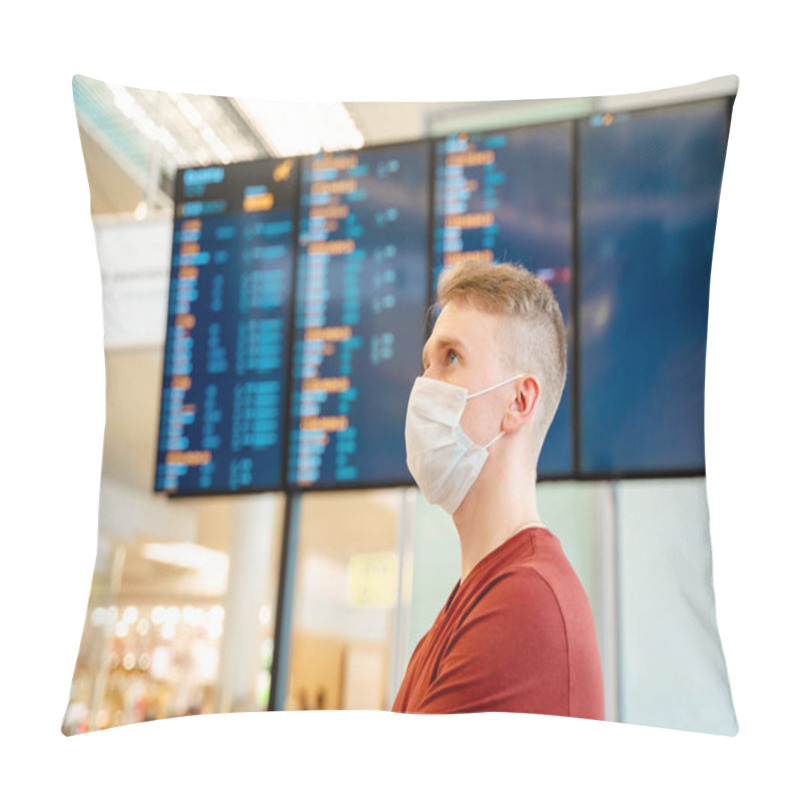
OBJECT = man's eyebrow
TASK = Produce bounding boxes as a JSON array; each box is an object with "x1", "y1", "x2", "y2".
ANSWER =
[{"x1": 422, "y1": 336, "x2": 467, "y2": 367}]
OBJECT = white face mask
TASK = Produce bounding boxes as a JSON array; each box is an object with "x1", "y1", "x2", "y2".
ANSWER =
[{"x1": 404, "y1": 373, "x2": 523, "y2": 514}]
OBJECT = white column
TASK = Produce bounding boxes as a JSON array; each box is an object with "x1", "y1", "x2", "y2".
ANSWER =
[
  {"x1": 388, "y1": 487, "x2": 416, "y2": 708},
  {"x1": 216, "y1": 495, "x2": 276, "y2": 714},
  {"x1": 593, "y1": 481, "x2": 619, "y2": 723}
]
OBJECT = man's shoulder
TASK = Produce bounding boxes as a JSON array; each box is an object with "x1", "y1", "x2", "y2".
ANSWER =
[
  {"x1": 485, "y1": 561, "x2": 567, "y2": 619},
  {"x1": 491, "y1": 528, "x2": 581, "y2": 589},
  {"x1": 454, "y1": 565, "x2": 571, "y2": 665},
  {"x1": 481, "y1": 535, "x2": 592, "y2": 625}
]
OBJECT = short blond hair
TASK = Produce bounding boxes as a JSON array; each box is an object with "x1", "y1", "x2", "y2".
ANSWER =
[{"x1": 437, "y1": 259, "x2": 567, "y2": 457}]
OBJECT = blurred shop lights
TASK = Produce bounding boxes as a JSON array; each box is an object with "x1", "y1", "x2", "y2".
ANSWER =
[
  {"x1": 70, "y1": 597, "x2": 270, "y2": 733},
  {"x1": 90, "y1": 607, "x2": 108, "y2": 626},
  {"x1": 90, "y1": 603, "x2": 229, "y2": 639}
]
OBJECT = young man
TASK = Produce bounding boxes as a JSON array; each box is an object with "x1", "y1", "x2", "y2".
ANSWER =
[{"x1": 392, "y1": 259, "x2": 604, "y2": 719}]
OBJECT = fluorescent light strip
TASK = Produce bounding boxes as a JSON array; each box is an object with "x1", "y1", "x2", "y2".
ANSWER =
[{"x1": 233, "y1": 98, "x2": 364, "y2": 157}]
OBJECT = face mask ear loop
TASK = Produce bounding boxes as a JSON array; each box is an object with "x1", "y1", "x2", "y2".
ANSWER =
[
  {"x1": 466, "y1": 373, "x2": 525, "y2": 401},
  {"x1": 483, "y1": 430, "x2": 505, "y2": 450}
]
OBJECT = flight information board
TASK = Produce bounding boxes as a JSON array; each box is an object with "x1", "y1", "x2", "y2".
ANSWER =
[
  {"x1": 153, "y1": 96, "x2": 731, "y2": 495},
  {"x1": 579, "y1": 99, "x2": 729, "y2": 474},
  {"x1": 288, "y1": 141, "x2": 431, "y2": 488},
  {"x1": 154, "y1": 157, "x2": 298, "y2": 494},
  {"x1": 433, "y1": 124, "x2": 574, "y2": 476}
]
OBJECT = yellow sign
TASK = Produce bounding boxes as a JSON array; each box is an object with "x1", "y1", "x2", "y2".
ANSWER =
[{"x1": 348, "y1": 552, "x2": 398, "y2": 608}]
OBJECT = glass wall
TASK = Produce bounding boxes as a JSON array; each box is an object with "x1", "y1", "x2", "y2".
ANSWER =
[{"x1": 283, "y1": 489, "x2": 413, "y2": 711}]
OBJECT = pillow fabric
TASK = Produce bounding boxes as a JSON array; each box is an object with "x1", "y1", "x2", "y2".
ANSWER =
[{"x1": 63, "y1": 76, "x2": 737, "y2": 736}]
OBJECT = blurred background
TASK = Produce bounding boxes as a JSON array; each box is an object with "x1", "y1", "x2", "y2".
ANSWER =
[{"x1": 62, "y1": 75, "x2": 739, "y2": 736}]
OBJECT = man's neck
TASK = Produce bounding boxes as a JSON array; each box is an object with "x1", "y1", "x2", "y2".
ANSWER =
[{"x1": 451, "y1": 457, "x2": 543, "y2": 581}]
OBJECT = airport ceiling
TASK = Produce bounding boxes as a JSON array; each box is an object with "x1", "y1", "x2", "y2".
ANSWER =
[
  {"x1": 72, "y1": 75, "x2": 738, "y2": 218},
  {"x1": 72, "y1": 75, "x2": 470, "y2": 217}
]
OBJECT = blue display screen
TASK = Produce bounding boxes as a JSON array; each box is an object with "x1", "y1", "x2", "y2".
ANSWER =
[
  {"x1": 154, "y1": 97, "x2": 731, "y2": 495},
  {"x1": 287, "y1": 142, "x2": 431, "y2": 488},
  {"x1": 433, "y1": 123, "x2": 573, "y2": 476},
  {"x1": 154, "y1": 158, "x2": 298, "y2": 494},
  {"x1": 578, "y1": 100, "x2": 730, "y2": 474}
]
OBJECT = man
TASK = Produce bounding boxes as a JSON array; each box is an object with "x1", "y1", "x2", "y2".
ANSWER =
[{"x1": 392, "y1": 259, "x2": 604, "y2": 719}]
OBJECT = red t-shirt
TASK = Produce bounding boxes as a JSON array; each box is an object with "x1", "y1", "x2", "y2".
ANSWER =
[{"x1": 392, "y1": 526, "x2": 605, "y2": 719}]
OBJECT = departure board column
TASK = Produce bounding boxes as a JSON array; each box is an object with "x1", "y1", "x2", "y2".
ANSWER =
[
  {"x1": 435, "y1": 134, "x2": 498, "y2": 281},
  {"x1": 433, "y1": 125, "x2": 574, "y2": 476},
  {"x1": 434, "y1": 128, "x2": 572, "y2": 290},
  {"x1": 579, "y1": 102, "x2": 729, "y2": 475},
  {"x1": 155, "y1": 158, "x2": 298, "y2": 495},
  {"x1": 289, "y1": 142, "x2": 430, "y2": 489}
]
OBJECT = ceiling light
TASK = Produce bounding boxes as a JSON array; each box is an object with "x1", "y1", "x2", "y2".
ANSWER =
[
  {"x1": 233, "y1": 98, "x2": 364, "y2": 157},
  {"x1": 141, "y1": 542, "x2": 229, "y2": 574}
]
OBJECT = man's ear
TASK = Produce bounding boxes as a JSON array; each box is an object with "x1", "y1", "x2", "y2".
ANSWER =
[{"x1": 504, "y1": 375, "x2": 539, "y2": 433}]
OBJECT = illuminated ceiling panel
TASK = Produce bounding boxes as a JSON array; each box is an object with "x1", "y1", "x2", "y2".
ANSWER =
[{"x1": 72, "y1": 75, "x2": 365, "y2": 214}]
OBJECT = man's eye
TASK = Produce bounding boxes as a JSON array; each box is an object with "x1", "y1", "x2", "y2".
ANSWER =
[{"x1": 447, "y1": 349, "x2": 459, "y2": 365}]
